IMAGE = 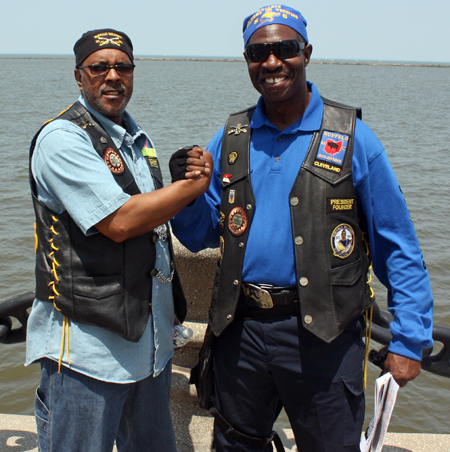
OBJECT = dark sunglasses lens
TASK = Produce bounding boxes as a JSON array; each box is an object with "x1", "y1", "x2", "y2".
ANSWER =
[
  {"x1": 115, "y1": 64, "x2": 135, "y2": 75},
  {"x1": 246, "y1": 40, "x2": 303, "y2": 62},
  {"x1": 246, "y1": 44, "x2": 269, "y2": 63},
  {"x1": 90, "y1": 65, "x2": 109, "y2": 75},
  {"x1": 88, "y1": 64, "x2": 134, "y2": 75},
  {"x1": 275, "y1": 40, "x2": 300, "y2": 59}
]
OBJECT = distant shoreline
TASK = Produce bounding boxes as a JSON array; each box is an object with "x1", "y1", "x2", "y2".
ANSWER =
[{"x1": 1, "y1": 55, "x2": 449, "y2": 68}]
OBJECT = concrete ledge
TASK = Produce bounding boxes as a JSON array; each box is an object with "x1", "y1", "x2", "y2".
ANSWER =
[{"x1": 1, "y1": 414, "x2": 449, "y2": 451}]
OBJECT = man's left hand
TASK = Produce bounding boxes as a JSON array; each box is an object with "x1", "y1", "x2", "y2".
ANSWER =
[{"x1": 383, "y1": 352, "x2": 421, "y2": 387}]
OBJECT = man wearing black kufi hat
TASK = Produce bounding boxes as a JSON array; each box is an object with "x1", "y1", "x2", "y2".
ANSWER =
[{"x1": 26, "y1": 28, "x2": 212, "y2": 451}]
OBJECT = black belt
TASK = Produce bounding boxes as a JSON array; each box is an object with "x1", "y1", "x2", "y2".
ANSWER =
[{"x1": 238, "y1": 283, "x2": 299, "y2": 320}]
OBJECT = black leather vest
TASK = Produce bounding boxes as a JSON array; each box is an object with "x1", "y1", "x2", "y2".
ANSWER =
[
  {"x1": 30, "y1": 102, "x2": 186, "y2": 342},
  {"x1": 210, "y1": 98, "x2": 374, "y2": 342}
]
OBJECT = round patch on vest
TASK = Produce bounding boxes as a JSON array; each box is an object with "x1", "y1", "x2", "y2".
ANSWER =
[
  {"x1": 331, "y1": 224, "x2": 355, "y2": 259},
  {"x1": 228, "y1": 207, "x2": 248, "y2": 236},
  {"x1": 103, "y1": 148, "x2": 125, "y2": 174}
]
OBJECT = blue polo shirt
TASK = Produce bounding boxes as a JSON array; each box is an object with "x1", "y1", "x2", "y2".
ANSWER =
[
  {"x1": 172, "y1": 82, "x2": 433, "y2": 361},
  {"x1": 26, "y1": 96, "x2": 175, "y2": 382}
]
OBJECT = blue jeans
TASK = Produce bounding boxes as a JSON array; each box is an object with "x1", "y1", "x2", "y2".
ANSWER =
[{"x1": 34, "y1": 358, "x2": 177, "y2": 452}]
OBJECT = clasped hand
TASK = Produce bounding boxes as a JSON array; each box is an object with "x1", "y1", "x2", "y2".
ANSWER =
[{"x1": 169, "y1": 145, "x2": 212, "y2": 182}]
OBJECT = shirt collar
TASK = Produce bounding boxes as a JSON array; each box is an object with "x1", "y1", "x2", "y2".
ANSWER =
[
  {"x1": 250, "y1": 82, "x2": 323, "y2": 134},
  {"x1": 79, "y1": 95, "x2": 146, "y2": 149}
]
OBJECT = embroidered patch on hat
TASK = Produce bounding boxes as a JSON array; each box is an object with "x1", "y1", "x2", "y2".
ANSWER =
[
  {"x1": 228, "y1": 207, "x2": 248, "y2": 236},
  {"x1": 94, "y1": 31, "x2": 124, "y2": 47},
  {"x1": 314, "y1": 131, "x2": 350, "y2": 173},
  {"x1": 103, "y1": 148, "x2": 125, "y2": 174},
  {"x1": 331, "y1": 224, "x2": 355, "y2": 259}
]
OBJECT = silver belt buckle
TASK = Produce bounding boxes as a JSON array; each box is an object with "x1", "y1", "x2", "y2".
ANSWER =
[{"x1": 243, "y1": 283, "x2": 274, "y2": 309}]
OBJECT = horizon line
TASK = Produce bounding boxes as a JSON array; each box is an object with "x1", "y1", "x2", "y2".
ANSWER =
[{"x1": 0, "y1": 53, "x2": 449, "y2": 67}]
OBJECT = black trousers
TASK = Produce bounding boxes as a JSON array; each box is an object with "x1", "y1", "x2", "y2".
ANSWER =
[{"x1": 213, "y1": 314, "x2": 365, "y2": 452}]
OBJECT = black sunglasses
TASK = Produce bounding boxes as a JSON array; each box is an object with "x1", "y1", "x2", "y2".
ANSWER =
[
  {"x1": 77, "y1": 64, "x2": 135, "y2": 76},
  {"x1": 245, "y1": 39, "x2": 305, "y2": 63}
]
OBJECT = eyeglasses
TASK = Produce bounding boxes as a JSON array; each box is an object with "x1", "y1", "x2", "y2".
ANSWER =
[
  {"x1": 245, "y1": 39, "x2": 305, "y2": 63},
  {"x1": 77, "y1": 64, "x2": 135, "y2": 76}
]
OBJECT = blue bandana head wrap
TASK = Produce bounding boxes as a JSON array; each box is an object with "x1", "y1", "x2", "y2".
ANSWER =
[{"x1": 243, "y1": 5, "x2": 308, "y2": 48}]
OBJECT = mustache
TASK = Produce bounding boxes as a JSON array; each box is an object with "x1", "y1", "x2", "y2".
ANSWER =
[{"x1": 99, "y1": 83, "x2": 126, "y2": 95}]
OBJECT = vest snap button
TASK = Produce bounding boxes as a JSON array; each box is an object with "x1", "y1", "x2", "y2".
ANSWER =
[
  {"x1": 300, "y1": 277, "x2": 309, "y2": 286},
  {"x1": 290, "y1": 197, "x2": 299, "y2": 206},
  {"x1": 246, "y1": 204, "x2": 252, "y2": 210},
  {"x1": 304, "y1": 315, "x2": 313, "y2": 324},
  {"x1": 295, "y1": 236, "x2": 304, "y2": 245},
  {"x1": 239, "y1": 242, "x2": 245, "y2": 248},
  {"x1": 227, "y1": 314, "x2": 232, "y2": 320},
  {"x1": 233, "y1": 280, "x2": 239, "y2": 286}
]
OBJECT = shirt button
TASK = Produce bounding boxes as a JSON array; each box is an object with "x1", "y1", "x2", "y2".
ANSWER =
[
  {"x1": 295, "y1": 236, "x2": 304, "y2": 246},
  {"x1": 304, "y1": 315, "x2": 313, "y2": 324},
  {"x1": 277, "y1": 137, "x2": 282, "y2": 142},
  {"x1": 275, "y1": 156, "x2": 280, "y2": 162},
  {"x1": 300, "y1": 277, "x2": 309, "y2": 286},
  {"x1": 290, "y1": 197, "x2": 299, "y2": 206}
]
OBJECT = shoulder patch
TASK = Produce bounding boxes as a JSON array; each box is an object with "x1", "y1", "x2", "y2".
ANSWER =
[{"x1": 314, "y1": 130, "x2": 350, "y2": 173}]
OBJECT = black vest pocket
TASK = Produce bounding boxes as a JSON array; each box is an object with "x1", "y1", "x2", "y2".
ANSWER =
[
  {"x1": 72, "y1": 275, "x2": 124, "y2": 299},
  {"x1": 332, "y1": 260, "x2": 365, "y2": 330},
  {"x1": 331, "y1": 259, "x2": 362, "y2": 286},
  {"x1": 71, "y1": 275, "x2": 127, "y2": 337}
]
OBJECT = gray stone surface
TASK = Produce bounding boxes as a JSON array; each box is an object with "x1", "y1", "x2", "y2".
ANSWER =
[
  {"x1": 0, "y1": 414, "x2": 449, "y2": 451},
  {"x1": 172, "y1": 238, "x2": 219, "y2": 322}
]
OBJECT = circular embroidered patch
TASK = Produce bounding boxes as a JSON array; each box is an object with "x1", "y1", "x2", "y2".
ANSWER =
[
  {"x1": 331, "y1": 224, "x2": 355, "y2": 259},
  {"x1": 103, "y1": 148, "x2": 125, "y2": 174},
  {"x1": 228, "y1": 207, "x2": 248, "y2": 236}
]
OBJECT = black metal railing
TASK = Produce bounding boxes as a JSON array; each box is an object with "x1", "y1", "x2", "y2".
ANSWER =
[{"x1": 1, "y1": 292, "x2": 449, "y2": 378}]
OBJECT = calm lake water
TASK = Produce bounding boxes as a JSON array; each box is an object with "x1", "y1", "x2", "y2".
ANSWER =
[{"x1": 0, "y1": 57, "x2": 449, "y2": 434}]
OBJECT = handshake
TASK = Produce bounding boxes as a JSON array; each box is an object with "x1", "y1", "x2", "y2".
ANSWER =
[{"x1": 169, "y1": 145, "x2": 212, "y2": 183}]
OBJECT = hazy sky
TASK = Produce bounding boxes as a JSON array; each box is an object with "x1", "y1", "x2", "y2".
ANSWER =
[{"x1": 2, "y1": 0, "x2": 449, "y2": 62}]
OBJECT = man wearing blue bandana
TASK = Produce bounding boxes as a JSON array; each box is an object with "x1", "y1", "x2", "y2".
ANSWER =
[{"x1": 171, "y1": 5, "x2": 433, "y2": 451}]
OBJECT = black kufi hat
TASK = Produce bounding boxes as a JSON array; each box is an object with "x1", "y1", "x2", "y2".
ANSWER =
[{"x1": 74, "y1": 28, "x2": 133, "y2": 67}]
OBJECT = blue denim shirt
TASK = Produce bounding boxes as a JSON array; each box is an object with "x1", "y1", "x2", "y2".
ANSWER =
[{"x1": 26, "y1": 96, "x2": 175, "y2": 381}]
